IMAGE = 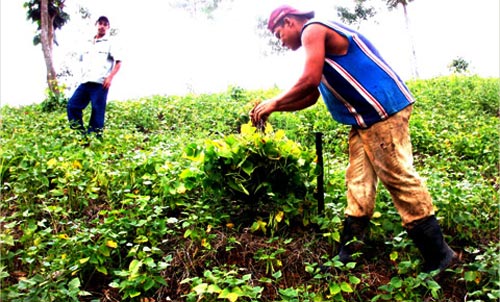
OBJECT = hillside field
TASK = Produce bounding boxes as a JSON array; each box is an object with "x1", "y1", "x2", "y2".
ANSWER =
[{"x1": 1, "y1": 75, "x2": 499, "y2": 301}]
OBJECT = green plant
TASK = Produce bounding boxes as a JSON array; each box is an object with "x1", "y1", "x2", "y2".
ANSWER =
[
  {"x1": 254, "y1": 245, "x2": 286, "y2": 275},
  {"x1": 372, "y1": 272, "x2": 442, "y2": 301},
  {"x1": 181, "y1": 267, "x2": 264, "y2": 302},
  {"x1": 110, "y1": 255, "x2": 171, "y2": 300},
  {"x1": 448, "y1": 57, "x2": 470, "y2": 74},
  {"x1": 39, "y1": 81, "x2": 68, "y2": 112},
  {"x1": 459, "y1": 242, "x2": 500, "y2": 301},
  {"x1": 304, "y1": 258, "x2": 365, "y2": 302},
  {"x1": 1, "y1": 78, "x2": 498, "y2": 301},
  {"x1": 180, "y1": 122, "x2": 318, "y2": 232}
]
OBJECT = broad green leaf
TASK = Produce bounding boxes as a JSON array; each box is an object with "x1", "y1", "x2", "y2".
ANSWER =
[
  {"x1": 340, "y1": 281, "x2": 353, "y2": 293},
  {"x1": 134, "y1": 235, "x2": 149, "y2": 243},
  {"x1": 227, "y1": 180, "x2": 249, "y2": 195},
  {"x1": 192, "y1": 283, "x2": 208, "y2": 295},
  {"x1": 389, "y1": 277, "x2": 403, "y2": 288},
  {"x1": 240, "y1": 123, "x2": 256, "y2": 135},
  {"x1": 241, "y1": 160, "x2": 255, "y2": 175},
  {"x1": 96, "y1": 266, "x2": 108, "y2": 275},
  {"x1": 219, "y1": 288, "x2": 240, "y2": 302},
  {"x1": 332, "y1": 231, "x2": 340, "y2": 243},
  {"x1": 144, "y1": 257, "x2": 155, "y2": 268},
  {"x1": 143, "y1": 278, "x2": 156, "y2": 291},
  {"x1": 250, "y1": 221, "x2": 260, "y2": 232},
  {"x1": 349, "y1": 275, "x2": 361, "y2": 284},
  {"x1": 180, "y1": 168, "x2": 197, "y2": 179},
  {"x1": 207, "y1": 284, "x2": 222, "y2": 294},
  {"x1": 0, "y1": 234, "x2": 14, "y2": 246},
  {"x1": 272, "y1": 270, "x2": 282, "y2": 279},
  {"x1": 274, "y1": 129, "x2": 286, "y2": 140},
  {"x1": 99, "y1": 245, "x2": 110, "y2": 257},
  {"x1": 68, "y1": 278, "x2": 81, "y2": 290},
  {"x1": 72, "y1": 160, "x2": 82, "y2": 169},
  {"x1": 427, "y1": 280, "x2": 441, "y2": 291},
  {"x1": 329, "y1": 283, "x2": 341, "y2": 295},
  {"x1": 106, "y1": 240, "x2": 118, "y2": 248},
  {"x1": 463, "y1": 271, "x2": 477, "y2": 282},
  {"x1": 47, "y1": 158, "x2": 58, "y2": 167},
  {"x1": 274, "y1": 211, "x2": 284, "y2": 223},
  {"x1": 129, "y1": 259, "x2": 142, "y2": 278},
  {"x1": 390, "y1": 251, "x2": 398, "y2": 261},
  {"x1": 129, "y1": 290, "x2": 141, "y2": 298}
]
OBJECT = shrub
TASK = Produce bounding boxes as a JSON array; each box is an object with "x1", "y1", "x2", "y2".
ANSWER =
[{"x1": 180, "y1": 122, "x2": 319, "y2": 232}]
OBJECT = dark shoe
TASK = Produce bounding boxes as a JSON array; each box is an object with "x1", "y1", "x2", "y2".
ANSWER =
[
  {"x1": 338, "y1": 216, "x2": 370, "y2": 263},
  {"x1": 406, "y1": 215, "x2": 457, "y2": 273},
  {"x1": 79, "y1": 136, "x2": 91, "y2": 147},
  {"x1": 69, "y1": 121, "x2": 86, "y2": 135}
]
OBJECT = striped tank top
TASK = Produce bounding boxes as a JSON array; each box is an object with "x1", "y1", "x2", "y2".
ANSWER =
[{"x1": 303, "y1": 19, "x2": 415, "y2": 128}]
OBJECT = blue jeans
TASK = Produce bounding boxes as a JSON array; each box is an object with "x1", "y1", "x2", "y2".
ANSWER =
[{"x1": 67, "y1": 82, "x2": 109, "y2": 136}]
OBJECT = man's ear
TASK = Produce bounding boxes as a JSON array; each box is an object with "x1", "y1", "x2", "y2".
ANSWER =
[{"x1": 283, "y1": 16, "x2": 293, "y2": 28}]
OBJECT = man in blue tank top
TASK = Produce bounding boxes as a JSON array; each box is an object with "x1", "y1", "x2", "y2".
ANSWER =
[{"x1": 250, "y1": 4, "x2": 456, "y2": 274}]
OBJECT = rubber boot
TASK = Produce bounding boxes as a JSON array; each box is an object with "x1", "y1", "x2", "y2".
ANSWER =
[
  {"x1": 406, "y1": 215, "x2": 457, "y2": 273},
  {"x1": 338, "y1": 216, "x2": 370, "y2": 263}
]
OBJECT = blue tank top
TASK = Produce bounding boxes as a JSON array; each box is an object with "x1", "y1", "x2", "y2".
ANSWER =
[{"x1": 303, "y1": 19, "x2": 414, "y2": 128}]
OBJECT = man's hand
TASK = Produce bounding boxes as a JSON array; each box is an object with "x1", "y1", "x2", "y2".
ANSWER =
[
  {"x1": 250, "y1": 99, "x2": 275, "y2": 128},
  {"x1": 102, "y1": 76, "x2": 113, "y2": 89},
  {"x1": 103, "y1": 61, "x2": 121, "y2": 89}
]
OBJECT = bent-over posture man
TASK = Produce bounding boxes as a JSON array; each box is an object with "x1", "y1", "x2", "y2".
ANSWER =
[{"x1": 250, "y1": 5, "x2": 456, "y2": 273}]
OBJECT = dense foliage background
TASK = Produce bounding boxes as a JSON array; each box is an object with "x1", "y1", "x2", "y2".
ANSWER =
[{"x1": 1, "y1": 76, "x2": 499, "y2": 301}]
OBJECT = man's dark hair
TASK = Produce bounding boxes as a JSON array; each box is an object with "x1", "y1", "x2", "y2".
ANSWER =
[{"x1": 96, "y1": 16, "x2": 110, "y2": 25}]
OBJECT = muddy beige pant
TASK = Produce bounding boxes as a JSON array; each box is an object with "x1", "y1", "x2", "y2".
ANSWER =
[{"x1": 344, "y1": 105, "x2": 434, "y2": 226}]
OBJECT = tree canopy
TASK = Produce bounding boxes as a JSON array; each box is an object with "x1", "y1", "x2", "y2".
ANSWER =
[
  {"x1": 337, "y1": 0, "x2": 377, "y2": 27},
  {"x1": 169, "y1": 0, "x2": 230, "y2": 19},
  {"x1": 24, "y1": 0, "x2": 69, "y2": 45}
]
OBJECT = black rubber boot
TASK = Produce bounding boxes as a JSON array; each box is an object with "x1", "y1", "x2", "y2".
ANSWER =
[
  {"x1": 338, "y1": 216, "x2": 370, "y2": 263},
  {"x1": 406, "y1": 215, "x2": 457, "y2": 273}
]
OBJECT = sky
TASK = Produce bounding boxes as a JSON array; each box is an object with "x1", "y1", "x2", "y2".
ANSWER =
[{"x1": 1, "y1": 0, "x2": 499, "y2": 107}]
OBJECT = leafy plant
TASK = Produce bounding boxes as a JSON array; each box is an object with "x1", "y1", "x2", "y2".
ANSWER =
[
  {"x1": 181, "y1": 267, "x2": 264, "y2": 302},
  {"x1": 39, "y1": 80, "x2": 68, "y2": 112},
  {"x1": 372, "y1": 273, "x2": 442, "y2": 301},
  {"x1": 180, "y1": 122, "x2": 318, "y2": 232},
  {"x1": 1, "y1": 77, "x2": 498, "y2": 301},
  {"x1": 460, "y1": 242, "x2": 500, "y2": 301}
]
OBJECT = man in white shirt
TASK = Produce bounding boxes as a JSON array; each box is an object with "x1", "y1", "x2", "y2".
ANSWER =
[{"x1": 67, "y1": 16, "x2": 122, "y2": 139}]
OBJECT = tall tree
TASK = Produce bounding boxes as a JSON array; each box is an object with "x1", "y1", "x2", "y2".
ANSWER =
[
  {"x1": 256, "y1": 16, "x2": 287, "y2": 56},
  {"x1": 385, "y1": 0, "x2": 419, "y2": 78},
  {"x1": 24, "y1": 0, "x2": 69, "y2": 98},
  {"x1": 337, "y1": 0, "x2": 377, "y2": 28},
  {"x1": 169, "y1": 0, "x2": 231, "y2": 19},
  {"x1": 448, "y1": 57, "x2": 470, "y2": 74}
]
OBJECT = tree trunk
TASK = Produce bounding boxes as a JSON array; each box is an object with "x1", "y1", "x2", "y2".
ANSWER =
[
  {"x1": 40, "y1": 0, "x2": 59, "y2": 97},
  {"x1": 402, "y1": 3, "x2": 419, "y2": 78}
]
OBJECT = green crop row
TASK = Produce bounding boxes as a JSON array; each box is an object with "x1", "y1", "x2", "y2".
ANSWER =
[{"x1": 0, "y1": 76, "x2": 498, "y2": 301}]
